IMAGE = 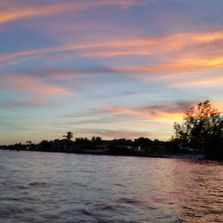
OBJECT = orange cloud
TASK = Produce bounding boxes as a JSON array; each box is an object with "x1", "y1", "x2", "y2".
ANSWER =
[
  {"x1": 104, "y1": 106, "x2": 184, "y2": 121},
  {"x1": 107, "y1": 107, "x2": 152, "y2": 119},
  {"x1": 171, "y1": 75, "x2": 223, "y2": 88},
  {"x1": 118, "y1": 55, "x2": 223, "y2": 78},
  {"x1": 0, "y1": 5, "x2": 63, "y2": 23},
  {"x1": 106, "y1": 101, "x2": 223, "y2": 122},
  {"x1": 0, "y1": 29, "x2": 223, "y2": 92},
  {"x1": 0, "y1": 0, "x2": 146, "y2": 23},
  {"x1": 0, "y1": 75, "x2": 71, "y2": 96},
  {"x1": 213, "y1": 100, "x2": 223, "y2": 112},
  {"x1": 1, "y1": 29, "x2": 223, "y2": 67},
  {"x1": 155, "y1": 112, "x2": 183, "y2": 121}
]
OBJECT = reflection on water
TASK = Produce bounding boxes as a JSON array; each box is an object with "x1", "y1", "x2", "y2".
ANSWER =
[{"x1": 0, "y1": 151, "x2": 223, "y2": 223}]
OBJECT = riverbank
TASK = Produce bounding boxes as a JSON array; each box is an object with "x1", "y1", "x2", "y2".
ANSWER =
[{"x1": 0, "y1": 147, "x2": 205, "y2": 161}]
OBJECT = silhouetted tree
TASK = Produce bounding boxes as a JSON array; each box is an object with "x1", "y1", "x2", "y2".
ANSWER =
[
  {"x1": 14, "y1": 143, "x2": 25, "y2": 151},
  {"x1": 75, "y1": 137, "x2": 94, "y2": 150},
  {"x1": 26, "y1": 140, "x2": 32, "y2": 144},
  {"x1": 109, "y1": 139, "x2": 133, "y2": 154},
  {"x1": 174, "y1": 100, "x2": 223, "y2": 158},
  {"x1": 39, "y1": 140, "x2": 53, "y2": 151},
  {"x1": 63, "y1": 131, "x2": 73, "y2": 140},
  {"x1": 134, "y1": 137, "x2": 152, "y2": 151},
  {"x1": 26, "y1": 140, "x2": 33, "y2": 150},
  {"x1": 91, "y1": 136, "x2": 102, "y2": 143}
]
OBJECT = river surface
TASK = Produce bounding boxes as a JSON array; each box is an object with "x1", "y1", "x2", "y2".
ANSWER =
[{"x1": 0, "y1": 151, "x2": 223, "y2": 223}]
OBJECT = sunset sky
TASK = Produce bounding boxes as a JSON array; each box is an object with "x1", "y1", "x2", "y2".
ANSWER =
[{"x1": 0, "y1": 0, "x2": 223, "y2": 144}]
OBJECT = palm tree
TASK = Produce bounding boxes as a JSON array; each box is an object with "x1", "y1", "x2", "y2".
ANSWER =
[{"x1": 63, "y1": 131, "x2": 73, "y2": 140}]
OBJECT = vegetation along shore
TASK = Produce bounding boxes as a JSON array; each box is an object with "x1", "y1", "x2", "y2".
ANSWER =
[{"x1": 1, "y1": 101, "x2": 222, "y2": 161}]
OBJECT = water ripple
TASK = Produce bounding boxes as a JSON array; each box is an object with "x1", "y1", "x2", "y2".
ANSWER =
[{"x1": 0, "y1": 151, "x2": 223, "y2": 223}]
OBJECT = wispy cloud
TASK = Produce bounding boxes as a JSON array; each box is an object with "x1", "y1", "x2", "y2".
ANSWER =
[
  {"x1": 77, "y1": 128, "x2": 151, "y2": 139},
  {"x1": 1, "y1": 29, "x2": 222, "y2": 58},
  {"x1": 102, "y1": 101, "x2": 195, "y2": 121},
  {"x1": 0, "y1": 98, "x2": 47, "y2": 109},
  {"x1": 22, "y1": 67, "x2": 116, "y2": 79},
  {"x1": 1, "y1": 30, "x2": 223, "y2": 81},
  {"x1": 117, "y1": 55, "x2": 223, "y2": 81},
  {"x1": 0, "y1": 0, "x2": 146, "y2": 24},
  {"x1": 102, "y1": 99, "x2": 223, "y2": 122},
  {"x1": 0, "y1": 75, "x2": 71, "y2": 96},
  {"x1": 170, "y1": 75, "x2": 223, "y2": 88}
]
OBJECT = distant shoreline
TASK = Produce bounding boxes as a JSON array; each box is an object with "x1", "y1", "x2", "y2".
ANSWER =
[{"x1": 0, "y1": 147, "x2": 205, "y2": 161}]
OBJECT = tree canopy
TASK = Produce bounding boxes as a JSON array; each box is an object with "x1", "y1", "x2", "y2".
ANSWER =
[
  {"x1": 174, "y1": 100, "x2": 223, "y2": 159},
  {"x1": 63, "y1": 131, "x2": 73, "y2": 140}
]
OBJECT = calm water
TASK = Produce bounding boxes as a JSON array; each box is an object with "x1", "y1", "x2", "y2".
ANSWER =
[{"x1": 0, "y1": 151, "x2": 223, "y2": 223}]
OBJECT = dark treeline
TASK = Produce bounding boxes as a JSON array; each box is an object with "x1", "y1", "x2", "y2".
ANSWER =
[
  {"x1": 0, "y1": 135, "x2": 178, "y2": 157},
  {"x1": 1, "y1": 101, "x2": 222, "y2": 160},
  {"x1": 173, "y1": 100, "x2": 223, "y2": 160}
]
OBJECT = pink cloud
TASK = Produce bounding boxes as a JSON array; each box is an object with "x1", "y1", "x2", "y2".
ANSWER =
[
  {"x1": 102, "y1": 100, "x2": 223, "y2": 123},
  {"x1": 1, "y1": 29, "x2": 223, "y2": 68},
  {"x1": 103, "y1": 103, "x2": 187, "y2": 121},
  {"x1": 0, "y1": 29, "x2": 223, "y2": 91},
  {"x1": 0, "y1": 75, "x2": 71, "y2": 96},
  {"x1": 0, "y1": 0, "x2": 146, "y2": 23},
  {"x1": 170, "y1": 75, "x2": 223, "y2": 88}
]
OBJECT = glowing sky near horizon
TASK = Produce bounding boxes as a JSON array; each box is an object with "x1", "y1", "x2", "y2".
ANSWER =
[{"x1": 0, "y1": 0, "x2": 223, "y2": 144}]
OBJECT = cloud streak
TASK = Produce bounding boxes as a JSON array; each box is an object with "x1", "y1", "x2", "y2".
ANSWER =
[
  {"x1": 1, "y1": 30, "x2": 223, "y2": 61},
  {"x1": 77, "y1": 128, "x2": 151, "y2": 139},
  {"x1": 0, "y1": 98, "x2": 47, "y2": 109},
  {"x1": 171, "y1": 75, "x2": 223, "y2": 88},
  {"x1": 0, "y1": 0, "x2": 146, "y2": 23},
  {"x1": 1, "y1": 30, "x2": 223, "y2": 86},
  {"x1": 102, "y1": 101, "x2": 195, "y2": 121},
  {"x1": 0, "y1": 75, "x2": 71, "y2": 96}
]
